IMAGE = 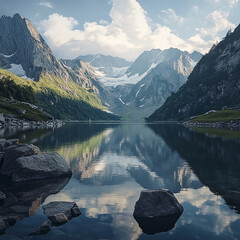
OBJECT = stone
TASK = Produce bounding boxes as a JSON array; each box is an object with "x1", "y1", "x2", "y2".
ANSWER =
[
  {"x1": 133, "y1": 189, "x2": 183, "y2": 218},
  {"x1": 10, "y1": 153, "x2": 72, "y2": 182},
  {"x1": 0, "y1": 218, "x2": 6, "y2": 234},
  {"x1": 0, "y1": 139, "x2": 19, "y2": 152},
  {"x1": 0, "y1": 177, "x2": 70, "y2": 224},
  {"x1": 0, "y1": 144, "x2": 39, "y2": 176},
  {"x1": 48, "y1": 213, "x2": 69, "y2": 226},
  {"x1": 28, "y1": 221, "x2": 52, "y2": 236},
  {"x1": 133, "y1": 189, "x2": 183, "y2": 234},
  {"x1": 43, "y1": 201, "x2": 81, "y2": 225},
  {"x1": 0, "y1": 114, "x2": 5, "y2": 123},
  {"x1": 2, "y1": 216, "x2": 18, "y2": 228}
]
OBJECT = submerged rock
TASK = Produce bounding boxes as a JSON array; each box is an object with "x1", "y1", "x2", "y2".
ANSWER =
[
  {"x1": 43, "y1": 201, "x2": 81, "y2": 225},
  {"x1": 0, "y1": 139, "x2": 19, "y2": 152},
  {"x1": 0, "y1": 177, "x2": 71, "y2": 232},
  {"x1": 0, "y1": 191, "x2": 6, "y2": 205},
  {"x1": 48, "y1": 213, "x2": 69, "y2": 226},
  {"x1": 133, "y1": 189, "x2": 183, "y2": 234},
  {"x1": 0, "y1": 218, "x2": 6, "y2": 234},
  {"x1": 28, "y1": 221, "x2": 52, "y2": 236},
  {"x1": 11, "y1": 153, "x2": 72, "y2": 182}
]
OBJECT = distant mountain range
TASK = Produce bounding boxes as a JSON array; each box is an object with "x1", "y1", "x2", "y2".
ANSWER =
[
  {"x1": 77, "y1": 54, "x2": 132, "y2": 77},
  {"x1": 0, "y1": 13, "x2": 206, "y2": 122},
  {"x1": 0, "y1": 14, "x2": 118, "y2": 120},
  {"x1": 80, "y1": 49, "x2": 202, "y2": 120},
  {"x1": 147, "y1": 24, "x2": 240, "y2": 121}
]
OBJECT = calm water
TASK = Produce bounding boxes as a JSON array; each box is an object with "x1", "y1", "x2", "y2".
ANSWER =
[{"x1": 0, "y1": 123, "x2": 240, "y2": 240}]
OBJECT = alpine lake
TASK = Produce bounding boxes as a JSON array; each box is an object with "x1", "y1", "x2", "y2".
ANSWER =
[{"x1": 0, "y1": 122, "x2": 240, "y2": 240}]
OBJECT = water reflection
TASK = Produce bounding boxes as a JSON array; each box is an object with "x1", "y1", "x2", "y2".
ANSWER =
[
  {"x1": 149, "y1": 124, "x2": 240, "y2": 214},
  {"x1": 1, "y1": 123, "x2": 240, "y2": 240}
]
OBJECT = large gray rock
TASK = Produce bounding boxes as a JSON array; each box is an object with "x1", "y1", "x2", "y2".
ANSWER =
[
  {"x1": 134, "y1": 189, "x2": 183, "y2": 218},
  {"x1": 10, "y1": 153, "x2": 72, "y2": 182},
  {"x1": 43, "y1": 201, "x2": 81, "y2": 225},
  {"x1": 0, "y1": 144, "x2": 39, "y2": 176},
  {"x1": 133, "y1": 189, "x2": 183, "y2": 234}
]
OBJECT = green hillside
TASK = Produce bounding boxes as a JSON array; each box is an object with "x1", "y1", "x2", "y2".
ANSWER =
[
  {"x1": 0, "y1": 97, "x2": 52, "y2": 121},
  {"x1": 0, "y1": 68, "x2": 119, "y2": 120},
  {"x1": 190, "y1": 110, "x2": 240, "y2": 123}
]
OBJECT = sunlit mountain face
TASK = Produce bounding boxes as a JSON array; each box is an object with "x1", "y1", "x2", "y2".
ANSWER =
[{"x1": 2, "y1": 123, "x2": 240, "y2": 239}]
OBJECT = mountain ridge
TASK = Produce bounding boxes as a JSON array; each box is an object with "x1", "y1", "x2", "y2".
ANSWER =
[
  {"x1": 147, "y1": 24, "x2": 240, "y2": 121},
  {"x1": 0, "y1": 13, "x2": 119, "y2": 120}
]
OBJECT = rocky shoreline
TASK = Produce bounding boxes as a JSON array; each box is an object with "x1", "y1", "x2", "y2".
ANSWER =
[
  {"x1": 0, "y1": 113, "x2": 63, "y2": 128},
  {"x1": 183, "y1": 120, "x2": 240, "y2": 128},
  {"x1": 0, "y1": 138, "x2": 83, "y2": 235}
]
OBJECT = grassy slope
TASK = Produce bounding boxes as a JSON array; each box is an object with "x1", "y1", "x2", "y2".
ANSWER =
[
  {"x1": 0, "y1": 97, "x2": 52, "y2": 121},
  {"x1": 0, "y1": 68, "x2": 119, "y2": 120},
  {"x1": 191, "y1": 110, "x2": 240, "y2": 122}
]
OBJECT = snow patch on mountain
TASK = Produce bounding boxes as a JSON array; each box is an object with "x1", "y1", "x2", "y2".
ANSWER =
[
  {"x1": 0, "y1": 52, "x2": 15, "y2": 58},
  {"x1": 8, "y1": 64, "x2": 34, "y2": 81}
]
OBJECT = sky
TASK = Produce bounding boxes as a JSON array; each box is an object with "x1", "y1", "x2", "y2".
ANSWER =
[{"x1": 1, "y1": 0, "x2": 240, "y2": 61}]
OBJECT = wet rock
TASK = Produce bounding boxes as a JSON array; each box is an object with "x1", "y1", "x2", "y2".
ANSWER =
[
  {"x1": 133, "y1": 189, "x2": 183, "y2": 234},
  {"x1": 0, "y1": 139, "x2": 19, "y2": 152},
  {"x1": 0, "y1": 152, "x2": 4, "y2": 169},
  {"x1": 48, "y1": 213, "x2": 69, "y2": 226},
  {"x1": 43, "y1": 201, "x2": 81, "y2": 225},
  {"x1": 0, "y1": 218, "x2": 6, "y2": 234},
  {"x1": 11, "y1": 153, "x2": 72, "y2": 182},
  {"x1": 0, "y1": 191, "x2": 6, "y2": 205},
  {"x1": 28, "y1": 221, "x2": 52, "y2": 236},
  {"x1": 0, "y1": 177, "x2": 70, "y2": 226},
  {"x1": 0, "y1": 144, "x2": 39, "y2": 176},
  {"x1": 2, "y1": 216, "x2": 19, "y2": 228}
]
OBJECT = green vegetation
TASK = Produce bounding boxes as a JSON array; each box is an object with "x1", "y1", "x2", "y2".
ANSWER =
[
  {"x1": 0, "y1": 68, "x2": 119, "y2": 120},
  {"x1": 191, "y1": 110, "x2": 240, "y2": 122},
  {"x1": 0, "y1": 97, "x2": 52, "y2": 121},
  {"x1": 0, "y1": 76, "x2": 36, "y2": 104}
]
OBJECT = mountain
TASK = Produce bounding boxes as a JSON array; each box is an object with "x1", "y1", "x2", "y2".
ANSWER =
[
  {"x1": 0, "y1": 14, "x2": 118, "y2": 120},
  {"x1": 60, "y1": 58, "x2": 117, "y2": 108},
  {"x1": 147, "y1": 25, "x2": 240, "y2": 122},
  {"x1": 111, "y1": 48, "x2": 202, "y2": 120},
  {"x1": 77, "y1": 54, "x2": 132, "y2": 77},
  {"x1": 126, "y1": 49, "x2": 162, "y2": 77}
]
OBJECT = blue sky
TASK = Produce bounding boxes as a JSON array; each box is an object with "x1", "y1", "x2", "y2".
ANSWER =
[{"x1": 1, "y1": 0, "x2": 240, "y2": 60}]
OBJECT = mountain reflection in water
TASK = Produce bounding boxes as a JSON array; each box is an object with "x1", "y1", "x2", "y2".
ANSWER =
[{"x1": 1, "y1": 123, "x2": 240, "y2": 240}]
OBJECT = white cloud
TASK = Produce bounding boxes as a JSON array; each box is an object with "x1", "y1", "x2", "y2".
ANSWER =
[
  {"x1": 196, "y1": 11, "x2": 235, "y2": 38},
  {"x1": 230, "y1": 0, "x2": 239, "y2": 7},
  {"x1": 161, "y1": 8, "x2": 185, "y2": 24},
  {"x1": 40, "y1": 0, "x2": 235, "y2": 60},
  {"x1": 39, "y1": 2, "x2": 53, "y2": 8},
  {"x1": 214, "y1": 0, "x2": 238, "y2": 7}
]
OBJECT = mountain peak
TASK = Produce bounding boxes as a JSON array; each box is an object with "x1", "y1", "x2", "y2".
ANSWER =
[
  {"x1": 13, "y1": 13, "x2": 24, "y2": 19},
  {"x1": 0, "y1": 13, "x2": 68, "y2": 80}
]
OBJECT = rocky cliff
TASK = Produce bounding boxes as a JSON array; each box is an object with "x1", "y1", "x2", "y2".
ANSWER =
[{"x1": 147, "y1": 24, "x2": 240, "y2": 121}]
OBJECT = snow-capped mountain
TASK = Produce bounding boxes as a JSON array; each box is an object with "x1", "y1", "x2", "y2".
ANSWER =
[
  {"x1": 147, "y1": 25, "x2": 240, "y2": 121},
  {"x1": 77, "y1": 54, "x2": 132, "y2": 77},
  {"x1": 111, "y1": 48, "x2": 202, "y2": 120}
]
